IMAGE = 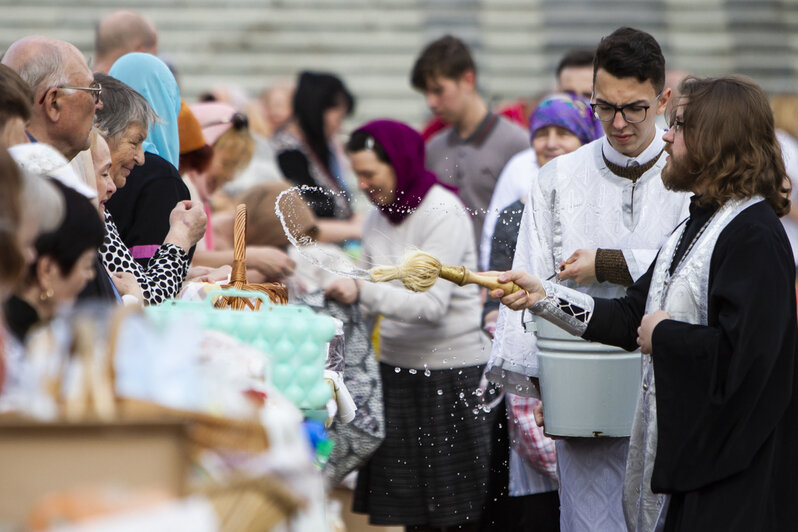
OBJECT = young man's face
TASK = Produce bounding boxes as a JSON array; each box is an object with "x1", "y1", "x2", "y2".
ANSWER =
[
  {"x1": 423, "y1": 73, "x2": 473, "y2": 125},
  {"x1": 558, "y1": 65, "x2": 594, "y2": 99},
  {"x1": 592, "y1": 68, "x2": 669, "y2": 158}
]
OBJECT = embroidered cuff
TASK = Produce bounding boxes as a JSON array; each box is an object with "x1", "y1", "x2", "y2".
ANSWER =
[
  {"x1": 530, "y1": 281, "x2": 595, "y2": 336},
  {"x1": 595, "y1": 248, "x2": 633, "y2": 286}
]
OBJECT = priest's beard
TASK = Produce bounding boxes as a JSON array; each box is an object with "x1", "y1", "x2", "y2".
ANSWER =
[{"x1": 662, "y1": 151, "x2": 701, "y2": 193}]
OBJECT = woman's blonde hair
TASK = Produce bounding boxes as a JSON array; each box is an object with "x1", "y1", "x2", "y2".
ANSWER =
[{"x1": 213, "y1": 126, "x2": 254, "y2": 187}]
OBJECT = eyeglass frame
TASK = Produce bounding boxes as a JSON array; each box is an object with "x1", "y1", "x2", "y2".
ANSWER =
[
  {"x1": 590, "y1": 90, "x2": 664, "y2": 124},
  {"x1": 669, "y1": 118, "x2": 686, "y2": 133},
  {"x1": 38, "y1": 82, "x2": 102, "y2": 105}
]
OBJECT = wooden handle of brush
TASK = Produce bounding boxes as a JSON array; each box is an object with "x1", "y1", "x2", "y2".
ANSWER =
[
  {"x1": 440, "y1": 265, "x2": 523, "y2": 294},
  {"x1": 465, "y1": 271, "x2": 524, "y2": 294}
]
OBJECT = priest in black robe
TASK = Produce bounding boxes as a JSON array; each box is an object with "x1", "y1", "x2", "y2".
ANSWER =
[{"x1": 492, "y1": 75, "x2": 798, "y2": 531}]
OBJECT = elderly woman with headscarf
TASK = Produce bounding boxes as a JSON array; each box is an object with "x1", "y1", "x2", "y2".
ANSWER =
[
  {"x1": 93, "y1": 74, "x2": 206, "y2": 304},
  {"x1": 480, "y1": 93, "x2": 603, "y2": 531},
  {"x1": 103, "y1": 53, "x2": 207, "y2": 274},
  {"x1": 324, "y1": 119, "x2": 493, "y2": 530},
  {"x1": 6, "y1": 143, "x2": 126, "y2": 304}
]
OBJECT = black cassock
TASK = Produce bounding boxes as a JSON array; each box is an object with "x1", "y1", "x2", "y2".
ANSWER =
[{"x1": 584, "y1": 197, "x2": 798, "y2": 531}]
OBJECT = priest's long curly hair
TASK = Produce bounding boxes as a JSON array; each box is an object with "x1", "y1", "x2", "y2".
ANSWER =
[{"x1": 679, "y1": 76, "x2": 791, "y2": 217}]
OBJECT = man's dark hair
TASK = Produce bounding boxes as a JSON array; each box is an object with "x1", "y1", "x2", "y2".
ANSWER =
[
  {"x1": 0, "y1": 64, "x2": 32, "y2": 128},
  {"x1": 556, "y1": 49, "x2": 595, "y2": 78},
  {"x1": 594, "y1": 27, "x2": 665, "y2": 92},
  {"x1": 411, "y1": 35, "x2": 476, "y2": 91}
]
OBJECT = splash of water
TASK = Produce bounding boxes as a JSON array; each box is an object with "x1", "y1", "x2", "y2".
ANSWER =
[
  {"x1": 276, "y1": 184, "x2": 502, "y2": 282},
  {"x1": 275, "y1": 185, "x2": 372, "y2": 280}
]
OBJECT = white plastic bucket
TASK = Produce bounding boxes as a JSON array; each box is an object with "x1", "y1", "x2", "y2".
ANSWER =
[{"x1": 536, "y1": 319, "x2": 641, "y2": 437}]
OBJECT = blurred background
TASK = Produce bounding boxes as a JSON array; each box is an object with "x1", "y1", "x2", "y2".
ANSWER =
[{"x1": 2, "y1": 0, "x2": 797, "y2": 128}]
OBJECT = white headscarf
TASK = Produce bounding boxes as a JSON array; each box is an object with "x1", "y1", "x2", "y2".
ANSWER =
[{"x1": 8, "y1": 142, "x2": 97, "y2": 199}]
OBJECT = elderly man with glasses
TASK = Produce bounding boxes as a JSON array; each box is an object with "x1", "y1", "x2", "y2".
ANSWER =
[
  {"x1": 488, "y1": 27, "x2": 690, "y2": 532},
  {"x1": 2, "y1": 36, "x2": 101, "y2": 163}
]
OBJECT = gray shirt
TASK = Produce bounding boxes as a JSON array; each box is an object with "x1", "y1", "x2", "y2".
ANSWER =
[{"x1": 425, "y1": 113, "x2": 529, "y2": 254}]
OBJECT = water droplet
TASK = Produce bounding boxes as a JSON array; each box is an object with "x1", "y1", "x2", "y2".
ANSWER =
[
  {"x1": 424, "y1": 368, "x2": 431, "y2": 377},
  {"x1": 437, "y1": 389, "x2": 443, "y2": 395},
  {"x1": 458, "y1": 392, "x2": 465, "y2": 399},
  {"x1": 408, "y1": 368, "x2": 417, "y2": 375},
  {"x1": 474, "y1": 388, "x2": 484, "y2": 397},
  {"x1": 472, "y1": 408, "x2": 480, "y2": 415},
  {"x1": 394, "y1": 367, "x2": 401, "y2": 373}
]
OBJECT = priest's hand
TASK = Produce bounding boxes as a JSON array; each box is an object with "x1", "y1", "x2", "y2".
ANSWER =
[
  {"x1": 637, "y1": 311, "x2": 670, "y2": 354},
  {"x1": 558, "y1": 249, "x2": 597, "y2": 285},
  {"x1": 490, "y1": 270, "x2": 546, "y2": 311}
]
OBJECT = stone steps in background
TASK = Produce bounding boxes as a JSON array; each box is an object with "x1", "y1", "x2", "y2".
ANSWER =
[{"x1": 0, "y1": 0, "x2": 796, "y2": 127}]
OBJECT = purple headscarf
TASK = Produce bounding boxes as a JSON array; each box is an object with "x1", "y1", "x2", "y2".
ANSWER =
[
  {"x1": 529, "y1": 93, "x2": 603, "y2": 146},
  {"x1": 356, "y1": 119, "x2": 456, "y2": 225}
]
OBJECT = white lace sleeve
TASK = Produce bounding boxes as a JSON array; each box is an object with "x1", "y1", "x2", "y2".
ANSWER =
[{"x1": 486, "y1": 169, "x2": 556, "y2": 396}]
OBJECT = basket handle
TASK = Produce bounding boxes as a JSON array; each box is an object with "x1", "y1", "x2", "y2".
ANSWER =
[
  {"x1": 231, "y1": 204, "x2": 247, "y2": 284},
  {"x1": 206, "y1": 288, "x2": 273, "y2": 309}
]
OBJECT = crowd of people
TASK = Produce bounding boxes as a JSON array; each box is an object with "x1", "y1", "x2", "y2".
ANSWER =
[{"x1": 0, "y1": 9, "x2": 797, "y2": 532}]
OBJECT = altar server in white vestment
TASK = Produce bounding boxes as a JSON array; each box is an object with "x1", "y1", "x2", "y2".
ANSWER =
[{"x1": 488, "y1": 27, "x2": 689, "y2": 531}]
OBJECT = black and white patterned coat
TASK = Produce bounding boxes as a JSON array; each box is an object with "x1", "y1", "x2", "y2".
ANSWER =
[{"x1": 100, "y1": 210, "x2": 189, "y2": 305}]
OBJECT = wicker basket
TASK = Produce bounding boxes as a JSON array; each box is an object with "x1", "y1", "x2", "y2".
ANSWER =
[{"x1": 215, "y1": 204, "x2": 288, "y2": 310}]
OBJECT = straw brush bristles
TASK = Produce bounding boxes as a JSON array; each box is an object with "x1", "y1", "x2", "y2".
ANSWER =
[{"x1": 369, "y1": 250, "x2": 442, "y2": 292}]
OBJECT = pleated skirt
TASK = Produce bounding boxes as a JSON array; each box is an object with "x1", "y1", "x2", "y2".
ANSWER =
[{"x1": 353, "y1": 362, "x2": 495, "y2": 527}]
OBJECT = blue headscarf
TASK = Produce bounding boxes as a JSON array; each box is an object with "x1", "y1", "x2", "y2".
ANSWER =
[
  {"x1": 529, "y1": 93, "x2": 603, "y2": 146},
  {"x1": 109, "y1": 53, "x2": 181, "y2": 168}
]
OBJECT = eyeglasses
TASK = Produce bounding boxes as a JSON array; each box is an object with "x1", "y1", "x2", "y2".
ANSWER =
[
  {"x1": 590, "y1": 91, "x2": 662, "y2": 124},
  {"x1": 669, "y1": 119, "x2": 686, "y2": 133},
  {"x1": 203, "y1": 112, "x2": 249, "y2": 131},
  {"x1": 38, "y1": 82, "x2": 102, "y2": 105}
]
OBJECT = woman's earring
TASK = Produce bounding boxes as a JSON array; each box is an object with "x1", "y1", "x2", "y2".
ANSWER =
[{"x1": 39, "y1": 288, "x2": 54, "y2": 301}]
